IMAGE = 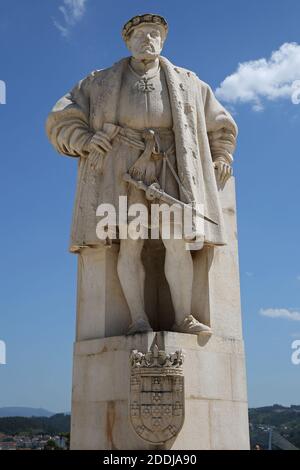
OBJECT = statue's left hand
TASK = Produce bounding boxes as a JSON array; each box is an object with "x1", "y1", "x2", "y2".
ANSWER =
[{"x1": 214, "y1": 160, "x2": 232, "y2": 186}]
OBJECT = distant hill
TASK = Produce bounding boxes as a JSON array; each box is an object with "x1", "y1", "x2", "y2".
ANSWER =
[
  {"x1": 0, "y1": 413, "x2": 70, "y2": 435},
  {"x1": 250, "y1": 404, "x2": 300, "y2": 449},
  {"x1": 0, "y1": 407, "x2": 54, "y2": 418}
]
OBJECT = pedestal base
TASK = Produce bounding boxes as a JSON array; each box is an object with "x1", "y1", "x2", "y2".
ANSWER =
[{"x1": 70, "y1": 331, "x2": 249, "y2": 450}]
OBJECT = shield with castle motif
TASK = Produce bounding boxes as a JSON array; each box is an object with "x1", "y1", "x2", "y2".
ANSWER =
[{"x1": 129, "y1": 344, "x2": 184, "y2": 444}]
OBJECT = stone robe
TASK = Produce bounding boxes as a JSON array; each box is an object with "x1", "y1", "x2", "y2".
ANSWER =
[{"x1": 46, "y1": 56, "x2": 238, "y2": 252}]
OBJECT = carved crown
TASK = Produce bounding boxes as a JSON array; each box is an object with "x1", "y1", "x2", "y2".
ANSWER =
[
  {"x1": 130, "y1": 344, "x2": 183, "y2": 369},
  {"x1": 122, "y1": 14, "x2": 168, "y2": 42}
]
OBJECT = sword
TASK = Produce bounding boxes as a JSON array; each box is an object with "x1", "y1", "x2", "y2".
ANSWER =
[{"x1": 123, "y1": 173, "x2": 218, "y2": 226}]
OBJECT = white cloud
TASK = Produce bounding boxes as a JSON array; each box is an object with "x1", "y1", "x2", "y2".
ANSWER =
[
  {"x1": 260, "y1": 308, "x2": 300, "y2": 322},
  {"x1": 245, "y1": 271, "x2": 254, "y2": 277},
  {"x1": 296, "y1": 275, "x2": 300, "y2": 281},
  {"x1": 216, "y1": 43, "x2": 300, "y2": 111},
  {"x1": 53, "y1": 0, "x2": 88, "y2": 37}
]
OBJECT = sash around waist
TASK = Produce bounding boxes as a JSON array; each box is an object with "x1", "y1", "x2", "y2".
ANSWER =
[{"x1": 114, "y1": 125, "x2": 174, "y2": 153}]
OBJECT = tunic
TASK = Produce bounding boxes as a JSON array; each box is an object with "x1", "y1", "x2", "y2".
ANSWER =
[
  {"x1": 118, "y1": 64, "x2": 173, "y2": 130},
  {"x1": 117, "y1": 63, "x2": 179, "y2": 205}
]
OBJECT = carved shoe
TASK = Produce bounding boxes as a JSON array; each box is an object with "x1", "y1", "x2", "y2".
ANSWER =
[
  {"x1": 171, "y1": 315, "x2": 212, "y2": 336},
  {"x1": 126, "y1": 318, "x2": 153, "y2": 335}
]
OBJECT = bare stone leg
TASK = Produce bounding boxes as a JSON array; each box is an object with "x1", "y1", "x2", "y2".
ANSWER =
[
  {"x1": 117, "y1": 237, "x2": 152, "y2": 334},
  {"x1": 161, "y1": 236, "x2": 212, "y2": 335},
  {"x1": 161, "y1": 237, "x2": 193, "y2": 323}
]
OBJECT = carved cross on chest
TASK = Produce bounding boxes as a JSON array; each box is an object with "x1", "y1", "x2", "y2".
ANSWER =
[{"x1": 136, "y1": 77, "x2": 155, "y2": 93}]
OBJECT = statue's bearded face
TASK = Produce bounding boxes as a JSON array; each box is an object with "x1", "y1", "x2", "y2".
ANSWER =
[{"x1": 126, "y1": 24, "x2": 164, "y2": 60}]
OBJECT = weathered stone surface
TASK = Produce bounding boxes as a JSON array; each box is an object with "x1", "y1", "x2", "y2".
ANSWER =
[{"x1": 210, "y1": 400, "x2": 250, "y2": 450}]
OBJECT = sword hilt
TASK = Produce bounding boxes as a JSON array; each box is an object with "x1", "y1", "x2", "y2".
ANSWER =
[{"x1": 123, "y1": 173, "x2": 218, "y2": 225}]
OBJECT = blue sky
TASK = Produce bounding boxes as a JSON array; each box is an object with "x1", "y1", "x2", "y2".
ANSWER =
[{"x1": 0, "y1": 0, "x2": 299, "y2": 412}]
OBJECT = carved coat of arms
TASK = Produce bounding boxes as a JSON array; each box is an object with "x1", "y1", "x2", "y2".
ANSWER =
[{"x1": 129, "y1": 344, "x2": 184, "y2": 445}]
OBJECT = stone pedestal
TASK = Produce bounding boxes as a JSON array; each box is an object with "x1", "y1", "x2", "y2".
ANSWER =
[
  {"x1": 70, "y1": 178, "x2": 250, "y2": 449},
  {"x1": 71, "y1": 332, "x2": 249, "y2": 450}
]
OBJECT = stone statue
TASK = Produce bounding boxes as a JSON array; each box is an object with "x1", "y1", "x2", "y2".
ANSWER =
[{"x1": 46, "y1": 13, "x2": 238, "y2": 337}]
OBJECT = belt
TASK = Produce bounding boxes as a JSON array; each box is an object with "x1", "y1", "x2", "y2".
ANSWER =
[
  {"x1": 89, "y1": 124, "x2": 183, "y2": 194},
  {"x1": 118, "y1": 126, "x2": 174, "y2": 154},
  {"x1": 118, "y1": 128, "x2": 191, "y2": 201},
  {"x1": 108, "y1": 125, "x2": 189, "y2": 199},
  {"x1": 118, "y1": 128, "x2": 175, "y2": 185}
]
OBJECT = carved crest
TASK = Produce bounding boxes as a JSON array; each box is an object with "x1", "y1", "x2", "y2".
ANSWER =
[{"x1": 129, "y1": 343, "x2": 185, "y2": 444}]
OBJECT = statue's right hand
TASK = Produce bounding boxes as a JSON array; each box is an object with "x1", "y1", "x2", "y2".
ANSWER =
[
  {"x1": 87, "y1": 131, "x2": 113, "y2": 173},
  {"x1": 89, "y1": 130, "x2": 113, "y2": 154}
]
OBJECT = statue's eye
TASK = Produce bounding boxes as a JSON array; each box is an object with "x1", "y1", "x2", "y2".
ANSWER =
[{"x1": 150, "y1": 30, "x2": 159, "y2": 38}]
